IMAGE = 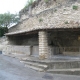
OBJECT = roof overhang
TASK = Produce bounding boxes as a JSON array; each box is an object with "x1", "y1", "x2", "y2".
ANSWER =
[
  {"x1": 5, "y1": 27, "x2": 80, "y2": 36},
  {"x1": 5, "y1": 30, "x2": 39, "y2": 36}
]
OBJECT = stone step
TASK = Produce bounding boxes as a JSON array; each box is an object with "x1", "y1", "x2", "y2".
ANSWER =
[
  {"x1": 48, "y1": 61, "x2": 80, "y2": 69},
  {"x1": 47, "y1": 68, "x2": 80, "y2": 72},
  {"x1": 25, "y1": 64, "x2": 44, "y2": 72},
  {"x1": 21, "y1": 57, "x2": 80, "y2": 69},
  {"x1": 20, "y1": 60, "x2": 48, "y2": 68},
  {"x1": 21, "y1": 56, "x2": 80, "y2": 63},
  {"x1": 47, "y1": 68, "x2": 80, "y2": 75}
]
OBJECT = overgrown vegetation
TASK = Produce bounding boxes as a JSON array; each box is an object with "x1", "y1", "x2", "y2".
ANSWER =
[
  {"x1": 72, "y1": 5, "x2": 78, "y2": 10},
  {"x1": 44, "y1": 0, "x2": 56, "y2": 3},
  {"x1": 44, "y1": 0, "x2": 49, "y2": 3},
  {"x1": 54, "y1": 9, "x2": 57, "y2": 12},
  {"x1": 39, "y1": 18, "x2": 43, "y2": 22},
  {"x1": 23, "y1": 0, "x2": 35, "y2": 10},
  {"x1": 0, "y1": 12, "x2": 19, "y2": 27},
  {"x1": 0, "y1": 27, "x2": 8, "y2": 37},
  {"x1": 65, "y1": 21, "x2": 69, "y2": 24},
  {"x1": 63, "y1": 9, "x2": 66, "y2": 11},
  {"x1": 0, "y1": 12, "x2": 19, "y2": 37}
]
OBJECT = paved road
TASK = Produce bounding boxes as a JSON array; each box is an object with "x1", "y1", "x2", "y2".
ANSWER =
[{"x1": 0, "y1": 54, "x2": 80, "y2": 80}]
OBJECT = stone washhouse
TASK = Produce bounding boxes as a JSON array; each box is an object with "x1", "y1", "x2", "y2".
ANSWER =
[{"x1": 3, "y1": 0, "x2": 80, "y2": 59}]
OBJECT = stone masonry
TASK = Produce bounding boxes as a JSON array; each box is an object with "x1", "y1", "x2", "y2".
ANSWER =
[
  {"x1": 2, "y1": 45, "x2": 31, "y2": 56},
  {"x1": 8, "y1": 1, "x2": 80, "y2": 33},
  {"x1": 39, "y1": 31, "x2": 48, "y2": 59},
  {"x1": 5, "y1": 0, "x2": 80, "y2": 59}
]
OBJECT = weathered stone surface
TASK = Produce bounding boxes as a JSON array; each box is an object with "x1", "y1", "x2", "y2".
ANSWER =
[
  {"x1": 2, "y1": 45, "x2": 31, "y2": 56},
  {"x1": 39, "y1": 31, "x2": 49, "y2": 59},
  {"x1": 5, "y1": 0, "x2": 80, "y2": 58},
  {"x1": 8, "y1": 1, "x2": 80, "y2": 33}
]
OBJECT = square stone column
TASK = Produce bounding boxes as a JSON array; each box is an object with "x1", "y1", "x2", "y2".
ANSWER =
[{"x1": 38, "y1": 31, "x2": 49, "y2": 59}]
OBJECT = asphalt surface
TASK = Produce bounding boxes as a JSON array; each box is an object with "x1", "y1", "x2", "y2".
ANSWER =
[{"x1": 0, "y1": 54, "x2": 80, "y2": 80}]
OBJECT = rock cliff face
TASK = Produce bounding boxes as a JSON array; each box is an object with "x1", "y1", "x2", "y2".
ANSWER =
[
  {"x1": 9, "y1": 0, "x2": 80, "y2": 33},
  {"x1": 19, "y1": 0, "x2": 80, "y2": 21}
]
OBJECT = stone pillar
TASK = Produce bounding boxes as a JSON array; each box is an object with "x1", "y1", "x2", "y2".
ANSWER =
[{"x1": 39, "y1": 31, "x2": 48, "y2": 59}]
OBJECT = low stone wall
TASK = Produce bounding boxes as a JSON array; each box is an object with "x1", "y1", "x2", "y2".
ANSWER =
[
  {"x1": 0, "y1": 45, "x2": 5, "y2": 51},
  {"x1": 2, "y1": 45, "x2": 31, "y2": 56},
  {"x1": 3, "y1": 45, "x2": 80, "y2": 58},
  {"x1": 63, "y1": 52, "x2": 80, "y2": 56},
  {"x1": 2, "y1": 45, "x2": 55, "y2": 58}
]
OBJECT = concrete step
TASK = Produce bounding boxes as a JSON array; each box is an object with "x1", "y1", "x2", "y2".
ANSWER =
[
  {"x1": 25, "y1": 64, "x2": 44, "y2": 72},
  {"x1": 20, "y1": 60, "x2": 48, "y2": 68},
  {"x1": 47, "y1": 68, "x2": 80, "y2": 72},
  {"x1": 47, "y1": 68, "x2": 80, "y2": 75},
  {"x1": 21, "y1": 57, "x2": 80, "y2": 70},
  {"x1": 47, "y1": 61, "x2": 80, "y2": 69},
  {"x1": 20, "y1": 60, "x2": 48, "y2": 71}
]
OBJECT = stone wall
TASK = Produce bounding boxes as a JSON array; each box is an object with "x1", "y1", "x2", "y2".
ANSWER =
[
  {"x1": 6, "y1": 0, "x2": 80, "y2": 58},
  {"x1": 3, "y1": 45, "x2": 31, "y2": 56},
  {"x1": 2, "y1": 45, "x2": 58, "y2": 57},
  {"x1": 63, "y1": 52, "x2": 80, "y2": 56},
  {"x1": 9, "y1": 1, "x2": 80, "y2": 33},
  {"x1": 0, "y1": 36, "x2": 9, "y2": 51},
  {"x1": 20, "y1": 0, "x2": 80, "y2": 21},
  {"x1": 32, "y1": 0, "x2": 76, "y2": 15}
]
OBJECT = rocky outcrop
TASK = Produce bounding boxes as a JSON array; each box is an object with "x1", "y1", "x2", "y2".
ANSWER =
[{"x1": 7, "y1": 0, "x2": 80, "y2": 34}]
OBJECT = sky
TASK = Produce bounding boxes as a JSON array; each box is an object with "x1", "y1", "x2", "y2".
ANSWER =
[{"x1": 0, "y1": 0, "x2": 28, "y2": 14}]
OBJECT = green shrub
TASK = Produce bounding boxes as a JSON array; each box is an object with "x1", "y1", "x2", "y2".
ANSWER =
[
  {"x1": 73, "y1": 5, "x2": 78, "y2": 10},
  {"x1": 0, "y1": 27, "x2": 8, "y2": 37},
  {"x1": 44, "y1": 0, "x2": 49, "y2": 3},
  {"x1": 54, "y1": 9, "x2": 57, "y2": 12},
  {"x1": 23, "y1": 0, "x2": 34, "y2": 9},
  {"x1": 65, "y1": 21, "x2": 69, "y2": 24},
  {"x1": 39, "y1": 18, "x2": 43, "y2": 22}
]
